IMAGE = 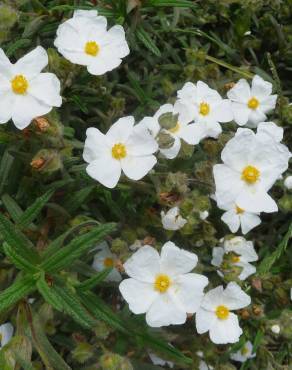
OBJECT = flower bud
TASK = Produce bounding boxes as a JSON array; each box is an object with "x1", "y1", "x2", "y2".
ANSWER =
[
  {"x1": 157, "y1": 131, "x2": 175, "y2": 149},
  {"x1": 158, "y1": 112, "x2": 178, "y2": 130},
  {"x1": 100, "y1": 352, "x2": 133, "y2": 370}
]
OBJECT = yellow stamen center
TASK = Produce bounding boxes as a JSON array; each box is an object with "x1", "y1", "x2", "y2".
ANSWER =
[
  {"x1": 247, "y1": 97, "x2": 259, "y2": 110},
  {"x1": 11, "y1": 75, "x2": 28, "y2": 94},
  {"x1": 241, "y1": 165, "x2": 260, "y2": 184},
  {"x1": 216, "y1": 305, "x2": 230, "y2": 320},
  {"x1": 154, "y1": 274, "x2": 171, "y2": 293},
  {"x1": 111, "y1": 143, "x2": 127, "y2": 160},
  {"x1": 231, "y1": 255, "x2": 240, "y2": 263},
  {"x1": 235, "y1": 205, "x2": 245, "y2": 214},
  {"x1": 168, "y1": 122, "x2": 180, "y2": 133},
  {"x1": 241, "y1": 346, "x2": 249, "y2": 356},
  {"x1": 199, "y1": 102, "x2": 210, "y2": 116},
  {"x1": 85, "y1": 41, "x2": 100, "y2": 56},
  {"x1": 103, "y1": 257, "x2": 114, "y2": 268}
]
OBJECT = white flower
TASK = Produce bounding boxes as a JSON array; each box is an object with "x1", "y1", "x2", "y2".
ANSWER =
[
  {"x1": 138, "y1": 102, "x2": 198, "y2": 159},
  {"x1": 177, "y1": 81, "x2": 233, "y2": 141},
  {"x1": 256, "y1": 121, "x2": 283, "y2": 142},
  {"x1": 284, "y1": 176, "x2": 292, "y2": 190},
  {"x1": 199, "y1": 211, "x2": 209, "y2": 220},
  {"x1": 54, "y1": 10, "x2": 129, "y2": 75},
  {"x1": 92, "y1": 241, "x2": 122, "y2": 282},
  {"x1": 271, "y1": 324, "x2": 280, "y2": 334},
  {"x1": 0, "y1": 322, "x2": 13, "y2": 348},
  {"x1": 211, "y1": 237, "x2": 258, "y2": 281},
  {"x1": 119, "y1": 242, "x2": 208, "y2": 327},
  {"x1": 199, "y1": 360, "x2": 214, "y2": 370},
  {"x1": 227, "y1": 75, "x2": 277, "y2": 128},
  {"x1": 219, "y1": 201, "x2": 261, "y2": 234},
  {"x1": 230, "y1": 341, "x2": 256, "y2": 362},
  {"x1": 0, "y1": 46, "x2": 62, "y2": 129},
  {"x1": 195, "y1": 282, "x2": 251, "y2": 344},
  {"x1": 213, "y1": 127, "x2": 291, "y2": 213},
  {"x1": 149, "y1": 351, "x2": 174, "y2": 368},
  {"x1": 83, "y1": 116, "x2": 158, "y2": 188},
  {"x1": 161, "y1": 206, "x2": 187, "y2": 230}
]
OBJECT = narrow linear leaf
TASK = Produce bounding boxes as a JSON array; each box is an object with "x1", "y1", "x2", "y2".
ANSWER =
[
  {"x1": 144, "y1": 0, "x2": 197, "y2": 8},
  {"x1": 3, "y1": 242, "x2": 39, "y2": 274},
  {"x1": 36, "y1": 276, "x2": 64, "y2": 311},
  {"x1": 41, "y1": 223, "x2": 116, "y2": 273},
  {"x1": 77, "y1": 268, "x2": 113, "y2": 291},
  {"x1": 48, "y1": 5, "x2": 115, "y2": 17},
  {"x1": 1, "y1": 194, "x2": 23, "y2": 224},
  {"x1": 136, "y1": 27, "x2": 161, "y2": 57},
  {"x1": 0, "y1": 151, "x2": 14, "y2": 194},
  {"x1": 63, "y1": 185, "x2": 94, "y2": 213},
  {"x1": 0, "y1": 276, "x2": 36, "y2": 314}
]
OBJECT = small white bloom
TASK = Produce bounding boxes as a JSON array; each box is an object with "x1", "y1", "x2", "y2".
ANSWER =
[
  {"x1": 0, "y1": 46, "x2": 62, "y2": 129},
  {"x1": 284, "y1": 176, "x2": 292, "y2": 190},
  {"x1": 271, "y1": 324, "x2": 281, "y2": 334},
  {"x1": 83, "y1": 116, "x2": 158, "y2": 188},
  {"x1": 177, "y1": 81, "x2": 233, "y2": 141},
  {"x1": 213, "y1": 127, "x2": 291, "y2": 213},
  {"x1": 230, "y1": 341, "x2": 256, "y2": 362},
  {"x1": 0, "y1": 322, "x2": 13, "y2": 348},
  {"x1": 119, "y1": 242, "x2": 208, "y2": 327},
  {"x1": 54, "y1": 10, "x2": 129, "y2": 75},
  {"x1": 92, "y1": 241, "x2": 122, "y2": 282},
  {"x1": 199, "y1": 360, "x2": 214, "y2": 370},
  {"x1": 129, "y1": 239, "x2": 143, "y2": 251},
  {"x1": 212, "y1": 237, "x2": 258, "y2": 280},
  {"x1": 199, "y1": 211, "x2": 209, "y2": 220},
  {"x1": 219, "y1": 201, "x2": 261, "y2": 234},
  {"x1": 149, "y1": 351, "x2": 174, "y2": 368},
  {"x1": 195, "y1": 282, "x2": 251, "y2": 344},
  {"x1": 138, "y1": 102, "x2": 198, "y2": 159},
  {"x1": 161, "y1": 206, "x2": 187, "y2": 230},
  {"x1": 227, "y1": 75, "x2": 277, "y2": 127}
]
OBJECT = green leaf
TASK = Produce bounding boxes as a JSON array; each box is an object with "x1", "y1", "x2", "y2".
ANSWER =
[
  {"x1": 18, "y1": 188, "x2": 55, "y2": 229},
  {"x1": 0, "y1": 151, "x2": 14, "y2": 195},
  {"x1": 0, "y1": 213, "x2": 40, "y2": 264},
  {"x1": 144, "y1": 0, "x2": 197, "y2": 8},
  {"x1": 41, "y1": 223, "x2": 116, "y2": 273},
  {"x1": 48, "y1": 5, "x2": 115, "y2": 17},
  {"x1": 36, "y1": 275, "x2": 64, "y2": 311},
  {"x1": 63, "y1": 185, "x2": 94, "y2": 214},
  {"x1": 258, "y1": 222, "x2": 292, "y2": 275},
  {"x1": 77, "y1": 268, "x2": 113, "y2": 291},
  {"x1": 136, "y1": 27, "x2": 161, "y2": 57},
  {"x1": 1, "y1": 194, "x2": 23, "y2": 224},
  {"x1": 0, "y1": 276, "x2": 36, "y2": 314},
  {"x1": 6, "y1": 39, "x2": 32, "y2": 57},
  {"x1": 3, "y1": 242, "x2": 39, "y2": 273}
]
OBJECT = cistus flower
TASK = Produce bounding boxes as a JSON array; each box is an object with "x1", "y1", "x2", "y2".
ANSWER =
[
  {"x1": 0, "y1": 46, "x2": 62, "y2": 129},
  {"x1": 83, "y1": 116, "x2": 158, "y2": 188},
  {"x1": 230, "y1": 341, "x2": 256, "y2": 362},
  {"x1": 195, "y1": 282, "x2": 251, "y2": 344},
  {"x1": 161, "y1": 206, "x2": 187, "y2": 230},
  {"x1": 0, "y1": 322, "x2": 13, "y2": 348},
  {"x1": 119, "y1": 242, "x2": 208, "y2": 327},
  {"x1": 92, "y1": 241, "x2": 122, "y2": 282},
  {"x1": 227, "y1": 75, "x2": 277, "y2": 127},
  {"x1": 177, "y1": 81, "x2": 233, "y2": 142},
  {"x1": 138, "y1": 102, "x2": 198, "y2": 159},
  {"x1": 54, "y1": 10, "x2": 129, "y2": 75},
  {"x1": 284, "y1": 176, "x2": 292, "y2": 190},
  {"x1": 211, "y1": 236, "x2": 258, "y2": 281},
  {"x1": 213, "y1": 126, "x2": 291, "y2": 213}
]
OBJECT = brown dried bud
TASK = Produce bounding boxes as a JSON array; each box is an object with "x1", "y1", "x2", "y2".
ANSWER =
[
  {"x1": 251, "y1": 277, "x2": 263, "y2": 292},
  {"x1": 252, "y1": 304, "x2": 263, "y2": 316},
  {"x1": 34, "y1": 116, "x2": 50, "y2": 132},
  {"x1": 30, "y1": 157, "x2": 45, "y2": 169},
  {"x1": 142, "y1": 236, "x2": 156, "y2": 246},
  {"x1": 224, "y1": 82, "x2": 236, "y2": 90},
  {"x1": 159, "y1": 192, "x2": 181, "y2": 204},
  {"x1": 239, "y1": 309, "x2": 250, "y2": 320}
]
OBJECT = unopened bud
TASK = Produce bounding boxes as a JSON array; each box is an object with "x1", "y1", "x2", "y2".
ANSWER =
[
  {"x1": 158, "y1": 112, "x2": 178, "y2": 130},
  {"x1": 34, "y1": 117, "x2": 50, "y2": 132},
  {"x1": 157, "y1": 131, "x2": 175, "y2": 149}
]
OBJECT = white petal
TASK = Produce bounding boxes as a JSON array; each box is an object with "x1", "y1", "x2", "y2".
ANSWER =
[
  {"x1": 123, "y1": 245, "x2": 160, "y2": 282},
  {"x1": 106, "y1": 116, "x2": 135, "y2": 143},
  {"x1": 83, "y1": 127, "x2": 109, "y2": 163},
  {"x1": 222, "y1": 282, "x2": 251, "y2": 310},
  {"x1": 211, "y1": 99, "x2": 233, "y2": 123},
  {"x1": 154, "y1": 103, "x2": 174, "y2": 119},
  {"x1": 119, "y1": 279, "x2": 158, "y2": 314},
  {"x1": 160, "y1": 241, "x2": 198, "y2": 277},
  {"x1": 87, "y1": 56, "x2": 123, "y2": 76},
  {"x1": 86, "y1": 156, "x2": 121, "y2": 188},
  {"x1": 0, "y1": 91, "x2": 14, "y2": 124},
  {"x1": 126, "y1": 124, "x2": 158, "y2": 156},
  {"x1": 238, "y1": 262, "x2": 256, "y2": 280},
  {"x1": 231, "y1": 102, "x2": 250, "y2": 126},
  {"x1": 200, "y1": 285, "x2": 224, "y2": 311},
  {"x1": 195, "y1": 308, "x2": 216, "y2": 334},
  {"x1": 247, "y1": 109, "x2": 266, "y2": 126},
  {"x1": 13, "y1": 46, "x2": 48, "y2": 78},
  {"x1": 211, "y1": 247, "x2": 225, "y2": 267},
  {"x1": 160, "y1": 136, "x2": 181, "y2": 159},
  {"x1": 213, "y1": 165, "x2": 243, "y2": 206},
  {"x1": 121, "y1": 155, "x2": 157, "y2": 180},
  {"x1": 251, "y1": 75, "x2": 272, "y2": 100},
  {"x1": 240, "y1": 213, "x2": 261, "y2": 234},
  {"x1": 178, "y1": 123, "x2": 203, "y2": 144},
  {"x1": 209, "y1": 313, "x2": 242, "y2": 344},
  {"x1": 137, "y1": 117, "x2": 160, "y2": 137},
  {"x1": 221, "y1": 210, "x2": 240, "y2": 233},
  {"x1": 170, "y1": 273, "x2": 208, "y2": 313},
  {"x1": 106, "y1": 25, "x2": 130, "y2": 58},
  {"x1": 146, "y1": 293, "x2": 186, "y2": 327},
  {"x1": 29, "y1": 73, "x2": 62, "y2": 107},
  {"x1": 236, "y1": 186, "x2": 278, "y2": 213},
  {"x1": 0, "y1": 49, "x2": 12, "y2": 77},
  {"x1": 11, "y1": 95, "x2": 51, "y2": 129},
  {"x1": 0, "y1": 322, "x2": 13, "y2": 347},
  {"x1": 73, "y1": 9, "x2": 98, "y2": 18},
  {"x1": 260, "y1": 95, "x2": 277, "y2": 113},
  {"x1": 257, "y1": 121, "x2": 283, "y2": 142},
  {"x1": 227, "y1": 79, "x2": 251, "y2": 102}
]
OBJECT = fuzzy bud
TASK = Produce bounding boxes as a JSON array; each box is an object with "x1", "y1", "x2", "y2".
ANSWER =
[
  {"x1": 158, "y1": 112, "x2": 178, "y2": 130},
  {"x1": 100, "y1": 352, "x2": 133, "y2": 370}
]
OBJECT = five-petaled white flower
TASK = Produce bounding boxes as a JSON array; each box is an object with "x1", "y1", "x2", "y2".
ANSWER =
[
  {"x1": 230, "y1": 341, "x2": 256, "y2": 363},
  {"x1": 219, "y1": 201, "x2": 261, "y2": 235},
  {"x1": 92, "y1": 241, "x2": 122, "y2": 282},
  {"x1": 0, "y1": 46, "x2": 62, "y2": 129},
  {"x1": 83, "y1": 116, "x2": 158, "y2": 188},
  {"x1": 177, "y1": 81, "x2": 233, "y2": 142},
  {"x1": 54, "y1": 10, "x2": 129, "y2": 75},
  {"x1": 138, "y1": 102, "x2": 198, "y2": 159},
  {"x1": 227, "y1": 75, "x2": 277, "y2": 128},
  {"x1": 195, "y1": 282, "x2": 251, "y2": 344},
  {"x1": 161, "y1": 206, "x2": 187, "y2": 231},
  {"x1": 213, "y1": 127, "x2": 291, "y2": 213},
  {"x1": 211, "y1": 236, "x2": 258, "y2": 281},
  {"x1": 119, "y1": 242, "x2": 208, "y2": 327},
  {"x1": 0, "y1": 322, "x2": 13, "y2": 348}
]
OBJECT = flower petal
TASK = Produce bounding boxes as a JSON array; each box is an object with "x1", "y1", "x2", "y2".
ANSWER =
[
  {"x1": 121, "y1": 155, "x2": 157, "y2": 180},
  {"x1": 195, "y1": 308, "x2": 216, "y2": 334},
  {"x1": 236, "y1": 186, "x2": 278, "y2": 213},
  {"x1": 251, "y1": 75, "x2": 272, "y2": 100},
  {"x1": 227, "y1": 79, "x2": 251, "y2": 103},
  {"x1": 221, "y1": 209, "x2": 240, "y2": 233},
  {"x1": 211, "y1": 99, "x2": 233, "y2": 123},
  {"x1": 86, "y1": 156, "x2": 121, "y2": 188},
  {"x1": 13, "y1": 46, "x2": 48, "y2": 78},
  {"x1": 240, "y1": 213, "x2": 261, "y2": 234},
  {"x1": 222, "y1": 282, "x2": 251, "y2": 310},
  {"x1": 160, "y1": 136, "x2": 181, "y2": 159},
  {"x1": 126, "y1": 124, "x2": 158, "y2": 156},
  {"x1": 0, "y1": 49, "x2": 12, "y2": 77},
  {"x1": 83, "y1": 127, "x2": 110, "y2": 163},
  {"x1": 0, "y1": 91, "x2": 14, "y2": 124},
  {"x1": 209, "y1": 313, "x2": 242, "y2": 344},
  {"x1": 106, "y1": 116, "x2": 135, "y2": 143},
  {"x1": 29, "y1": 73, "x2": 62, "y2": 107},
  {"x1": 231, "y1": 102, "x2": 250, "y2": 126}
]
